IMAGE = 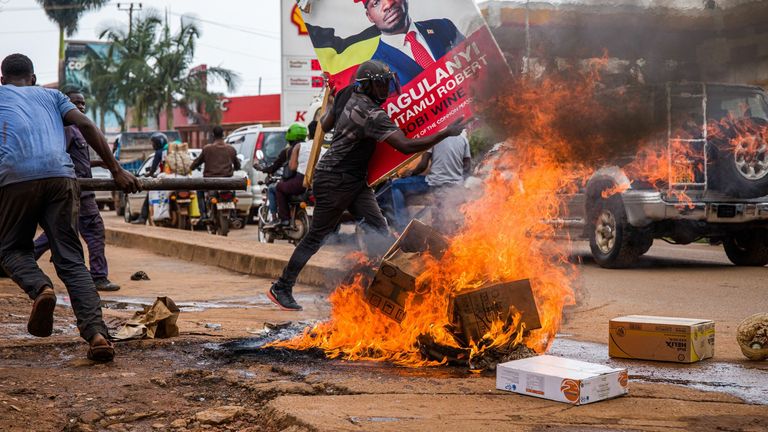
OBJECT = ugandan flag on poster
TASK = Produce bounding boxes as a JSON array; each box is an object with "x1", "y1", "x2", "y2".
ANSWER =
[
  {"x1": 304, "y1": 24, "x2": 379, "y2": 91},
  {"x1": 298, "y1": 0, "x2": 383, "y2": 91}
]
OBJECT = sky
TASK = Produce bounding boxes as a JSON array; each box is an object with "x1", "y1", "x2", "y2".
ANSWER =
[{"x1": 0, "y1": 0, "x2": 282, "y2": 96}]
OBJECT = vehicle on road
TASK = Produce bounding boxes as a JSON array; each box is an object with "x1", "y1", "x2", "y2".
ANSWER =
[
  {"x1": 206, "y1": 190, "x2": 237, "y2": 236},
  {"x1": 123, "y1": 149, "x2": 252, "y2": 227},
  {"x1": 257, "y1": 174, "x2": 313, "y2": 245},
  {"x1": 113, "y1": 131, "x2": 182, "y2": 216},
  {"x1": 225, "y1": 125, "x2": 288, "y2": 222},
  {"x1": 560, "y1": 82, "x2": 768, "y2": 268}
]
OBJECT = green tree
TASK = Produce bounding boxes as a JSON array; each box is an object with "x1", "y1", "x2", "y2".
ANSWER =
[
  {"x1": 152, "y1": 17, "x2": 239, "y2": 129},
  {"x1": 82, "y1": 49, "x2": 124, "y2": 131},
  {"x1": 100, "y1": 13, "x2": 163, "y2": 131},
  {"x1": 36, "y1": 0, "x2": 109, "y2": 62}
]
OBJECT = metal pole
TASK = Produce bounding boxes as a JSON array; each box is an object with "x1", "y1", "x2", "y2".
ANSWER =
[
  {"x1": 78, "y1": 177, "x2": 247, "y2": 192},
  {"x1": 118, "y1": 2, "x2": 143, "y2": 39}
]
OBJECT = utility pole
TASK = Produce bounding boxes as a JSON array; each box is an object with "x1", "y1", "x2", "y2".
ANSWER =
[{"x1": 117, "y1": 2, "x2": 143, "y2": 38}]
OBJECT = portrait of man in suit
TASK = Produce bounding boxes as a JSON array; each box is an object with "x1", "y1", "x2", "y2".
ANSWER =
[{"x1": 358, "y1": 0, "x2": 466, "y2": 86}]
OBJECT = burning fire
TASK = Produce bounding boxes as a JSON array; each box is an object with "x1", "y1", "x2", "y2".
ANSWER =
[{"x1": 266, "y1": 72, "x2": 612, "y2": 368}]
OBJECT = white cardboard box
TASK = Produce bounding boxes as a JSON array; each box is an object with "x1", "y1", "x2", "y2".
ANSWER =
[{"x1": 496, "y1": 355, "x2": 628, "y2": 405}]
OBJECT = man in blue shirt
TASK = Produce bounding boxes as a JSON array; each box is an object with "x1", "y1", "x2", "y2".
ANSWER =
[
  {"x1": 32, "y1": 90, "x2": 120, "y2": 292},
  {"x1": 0, "y1": 54, "x2": 140, "y2": 362}
]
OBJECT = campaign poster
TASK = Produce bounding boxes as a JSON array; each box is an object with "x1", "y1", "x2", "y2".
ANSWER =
[
  {"x1": 299, "y1": 0, "x2": 510, "y2": 185},
  {"x1": 281, "y1": 2, "x2": 325, "y2": 125}
]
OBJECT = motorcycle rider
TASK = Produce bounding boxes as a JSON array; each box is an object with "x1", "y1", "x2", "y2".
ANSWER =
[
  {"x1": 266, "y1": 60, "x2": 465, "y2": 311},
  {"x1": 257, "y1": 123, "x2": 308, "y2": 226},
  {"x1": 190, "y1": 126, "x2": 241, "y2": 220}
]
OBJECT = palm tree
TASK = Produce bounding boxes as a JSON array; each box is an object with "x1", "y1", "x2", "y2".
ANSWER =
[
  {"x1": 100, "y1": 13, "x2": 163, "y2": 131},
  {"x1": 36, "y1": 0, "x2": 109, "y2": 63},
  {"x1": 83, "y1": 49, "x2": 124, "y2": 131},
  {"x1": 153, "y1": 17, "x2": 239, "y2": 129}
]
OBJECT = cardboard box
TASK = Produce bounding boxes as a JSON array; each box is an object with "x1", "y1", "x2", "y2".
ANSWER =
[
  {"x1": 497, "y1": 355, "x2": 628, "y2": 405},
  {"x1": 365, "y1": 220, "x2": 449, "y2": 322},
  {"x1": 450, "y1": 280, "x2": 542, "y2": 344},
  {"x1": 609, "y1": 315, "x2": 715, "y2": 363}
]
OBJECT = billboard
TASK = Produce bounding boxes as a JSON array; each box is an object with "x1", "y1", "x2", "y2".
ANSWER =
[
  {"x1": 299, "y1": 0, "x2": 511, "y2": 185},
  {"x1": 281, "y1": 2, "x2": 324, "y2": 125},
  {"x1": 62, "y1": 41, "x2": 125, "y2": 134}
]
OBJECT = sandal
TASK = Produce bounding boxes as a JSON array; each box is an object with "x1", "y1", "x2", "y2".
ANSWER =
[
  {"x1": 27, "y1": 287, "x2": 56, "y2": 337},
  {"x1": 87, "y1": 339, "x2": 115, "y2": 363}
]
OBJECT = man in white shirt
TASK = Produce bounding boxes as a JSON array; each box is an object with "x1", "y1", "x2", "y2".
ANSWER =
[{"x1": 361, "y1": 0, "x2": 465, "y2": 85}]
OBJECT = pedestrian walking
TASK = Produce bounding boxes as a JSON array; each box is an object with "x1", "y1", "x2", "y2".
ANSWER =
[
  {"x1": 32, "y1": 90, "x2": 120, "y2": 291},
  {"x1": 0, "y1": 54, "x2": 140, "y2": 361},
  {"x1": 267, "y1": 60, "x2": 465, "y2": 311}
]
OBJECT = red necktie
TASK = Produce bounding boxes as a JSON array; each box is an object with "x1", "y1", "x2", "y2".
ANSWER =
[{"x1": 405, "y1": 31, "x2": 435, "y2": 69}]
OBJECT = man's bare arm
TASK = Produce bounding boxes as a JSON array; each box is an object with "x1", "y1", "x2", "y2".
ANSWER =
[
  {"x1": 385, "y1": 118, "x2": 465, "y2": 155},
  {"x1": 406, "y1": 153, "x2": 431, "y2": 177}
]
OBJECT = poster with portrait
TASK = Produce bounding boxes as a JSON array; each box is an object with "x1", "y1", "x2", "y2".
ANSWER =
[{"x1": 299, "y1": 0, "x2": 511, "y2": 185}]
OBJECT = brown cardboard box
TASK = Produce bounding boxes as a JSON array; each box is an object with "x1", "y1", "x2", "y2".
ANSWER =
[
  {"x1": 609, "y1": 315, "x2": 715, "y2": 363},
  {"x1": 450, "y1": 280, "x2": 541, "y2": 344},
  {"x1": 365, "y1": 220, "x2": 449, "y2": 322}
]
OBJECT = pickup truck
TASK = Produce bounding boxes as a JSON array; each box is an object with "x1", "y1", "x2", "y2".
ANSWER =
[{"x1": 562, "y1": 83, "x2": 768, "y2": 268}]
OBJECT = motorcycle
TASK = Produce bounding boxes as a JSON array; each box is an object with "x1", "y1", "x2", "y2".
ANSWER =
[
  {"x1": 206, "y1": 190, "x2": 237, "y2": 236},
  {"x1": 257, "y1": 175, "x2": 313, "y2": 245},
  {"x1": 168, "y1": 189, "x2": 194, "y2": 230}
]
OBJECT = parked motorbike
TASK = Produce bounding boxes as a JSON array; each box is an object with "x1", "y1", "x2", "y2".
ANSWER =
[
  {"x1": 206, "y1": 190, "x2": 237, "y2": 236},
  {"x1": 169, "y1": 189, "x2": 194, "y2": 230},
  {"x1": 257, "y1": 175, "x2": 313, "y2": 245}
]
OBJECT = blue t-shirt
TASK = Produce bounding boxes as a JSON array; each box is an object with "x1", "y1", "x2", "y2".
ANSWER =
[{"x1": 0, "y1": 85, "x2": 77, "y2": 187}]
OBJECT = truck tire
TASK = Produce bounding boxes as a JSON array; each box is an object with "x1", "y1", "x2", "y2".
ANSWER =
[
  {"x1": 588, "y1": 195, "x2": 648, "y2": 269},
  {"x1": 709, "y1": 117, "x2": 768, "y2": 199},
  {"x1": 723, "y1": 230, "x2": 768, "y2": 267}
]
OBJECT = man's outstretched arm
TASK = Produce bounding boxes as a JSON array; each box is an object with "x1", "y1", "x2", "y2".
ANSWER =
[{"x1": 385, "y1": 118, "x2": 466, "y2": 155}]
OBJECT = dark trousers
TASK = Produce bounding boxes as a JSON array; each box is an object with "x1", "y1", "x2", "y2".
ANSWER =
[
  {"x1": 0, "y1": 178, "x2": 109, "y2": 342},
  {"x1": 275, "y1": 172, "x2": 391, "y2": 289},
  {"x1": 276, "y1": 174, "x2": 306, "y2": 221},
  {"x1": 34, "y1": 208, "x2": 108, "y2": 280}
]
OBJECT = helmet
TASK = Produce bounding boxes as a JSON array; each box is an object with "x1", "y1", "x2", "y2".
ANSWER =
[
  {"x1": 285, "y1": 123, "x2": 309, "y2": 142},
  {"x1": 150, "y1": 132, "x2": 168, "y2": 151},
  {"x1": 354, "y1": 60, "x2": 401, "y2": 105}
]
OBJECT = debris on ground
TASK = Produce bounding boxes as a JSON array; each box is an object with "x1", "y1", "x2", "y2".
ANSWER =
[
  {"x1": 194, "y1": 405, "x2": 245, "y2": 425},
  {"x1": 113, "y1": 297, "x2": 180, "y2": 340},
  {"x1": 737, "y1": 313, "x2": 768, "y2": 361},
  {"x1": 130, "y1": 271, "x2": 151, "y2": 281},
  {"x1": 497, "y1": 355, "x2": 628, "y2": 405},
  {"x1": 609, "y1": 315, "x2": 715, "y2": 363},
  {"x1": 204, "y1": 323, "x2": 222, "y2": 331}
]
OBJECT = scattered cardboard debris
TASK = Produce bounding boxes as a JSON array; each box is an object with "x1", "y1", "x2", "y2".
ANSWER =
[
  {"x1": 450, "y1": 280, "x2": 541, "y2": 345},
  {"x1": 365, "y1": 220, "x2": 449, "y2": 322},
  {"x1": 114, "y1": 297, "x2": 180, "y2": 341},
  {"x1": 609, "y1": 315, "x2": 714, "y2": 363},
  {"x1": 497, "y1": 355, "x2": 628, "y2": 405}
]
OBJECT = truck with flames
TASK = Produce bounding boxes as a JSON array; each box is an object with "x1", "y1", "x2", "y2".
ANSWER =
[{"x1": 564, "y1": 82, "x2": 768, "y2": 268}]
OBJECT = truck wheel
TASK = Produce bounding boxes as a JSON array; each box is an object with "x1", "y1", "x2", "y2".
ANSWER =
[
  {"x1": 116, "y1": 193, "x2": 126, "y2": 217},
  {"x1": 124, "y1": 199, "x2": 133, "y2": 223},
  {"x1": 588, "y1": 196, "x2": 647, "y2": 268},
  {"x1": 709, "y1": 117, "x2": 768, "y2": 198},
  {"x1": 723, "y1": 230, "x2": 768, "y2": 266}
]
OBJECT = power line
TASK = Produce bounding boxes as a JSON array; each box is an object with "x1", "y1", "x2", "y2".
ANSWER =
[
  {"x1": 196, "y1": 42, "x2": 278, "y2": 63},
  {"x1": 168, "y1": 11, "x2": 279, "y2": 40}
]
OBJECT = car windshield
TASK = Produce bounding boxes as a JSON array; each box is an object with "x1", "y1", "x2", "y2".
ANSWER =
[
  {"x1": 260, "y1": 131, "x2": 288, "y2": 165},
  {"x1": 227, "y1": 133, "x2": 256, "y2": 158},
  {"x1": 707, "y1": 88, "x2": 768, "y2": 122}
]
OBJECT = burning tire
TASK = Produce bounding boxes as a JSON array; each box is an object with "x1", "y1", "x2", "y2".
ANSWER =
[
  {"x1": 588, "y1": 195, "x2": 649, "y2": 268},
  {"x1": 723, "y1": 229, "x2": 768, "y2": 267},
  {"x1": 709, "y1": 118, "x2": 768, "y2": 199}
]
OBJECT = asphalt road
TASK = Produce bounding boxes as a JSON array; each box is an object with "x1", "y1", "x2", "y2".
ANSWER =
[{"x1": 0, "y1": 229, "x2": 765, "y2": 431}]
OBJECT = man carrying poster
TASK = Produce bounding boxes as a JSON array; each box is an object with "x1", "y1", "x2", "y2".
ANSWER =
[
  {"x1": 302, "y1": 0, "x2": 509, "y2": 187},
  {"x1": 362, "y1": 0, "x2": 466, "y2": 86},
  {"x1": 267, "y1": 60, "x2": 465, "y2": 311}
]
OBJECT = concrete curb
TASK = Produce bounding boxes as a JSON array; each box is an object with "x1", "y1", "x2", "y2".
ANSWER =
[{"x1": 104, "y1": 225, "x2": 346, "y2": 290}]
